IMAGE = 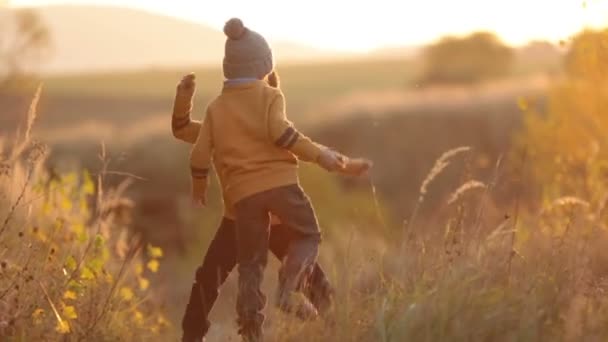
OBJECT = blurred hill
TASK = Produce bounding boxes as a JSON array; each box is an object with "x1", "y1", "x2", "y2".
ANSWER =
[
  {"x1": 0, "y1": 57, "x2": 416, "y2": 134},
  {"x1": 16, "y1": 5, "x2": 349, "y2": 74},
  {"x1": 514, "y1": 40, "x2": 563, "y2": 75},
  {"x1": 366, "y1": 45, "x2": 421, "y2": 59}
]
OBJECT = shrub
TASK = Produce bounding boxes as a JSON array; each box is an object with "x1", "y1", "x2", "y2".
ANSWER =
[
  {"x1": 517, "y1": 29, "x2": 608, "y2": 205},
  {"x1": 0, "y1": 88, "x2": 170, "y2": 340},
  {"x1": 419, "y1": 32, "x2": 515, "y2": 85}
]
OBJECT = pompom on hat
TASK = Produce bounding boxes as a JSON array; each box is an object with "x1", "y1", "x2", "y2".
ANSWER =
[{"x1": 224, "y1": 18, "x2": 247, "y2": 40}]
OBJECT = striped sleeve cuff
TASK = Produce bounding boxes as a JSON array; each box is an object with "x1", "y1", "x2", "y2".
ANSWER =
[
  {"x1": 172, "y1": 115, "x2": 191, "y2": 131},
  {"x1": 172, "y1": 90, "x2": 193, "y2": 132},
  {"x1": 274, "y1": 127, "x2": 322, "y2": 162},
  {"x1": 190, "y1": 166, "x2": 209, "y2": 179},
  {"x1": 275, "y1": 127, "x2": 300, "y2": 149},
  {"x1": 191, "y1": 177, "x2": 207, "y2": 201}
]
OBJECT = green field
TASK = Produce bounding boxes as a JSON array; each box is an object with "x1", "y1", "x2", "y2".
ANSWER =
[
  {"x1": 44, "y1": 57, "x2": 416, "y2": 97},
  {"x1": 35, "y1": 57, "x2": 417, "y2": 125}
]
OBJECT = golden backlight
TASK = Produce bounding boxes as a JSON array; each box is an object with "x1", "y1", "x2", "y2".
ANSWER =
[{"x1": 11, "y1": 0, "x2": 608, "y2": 51}]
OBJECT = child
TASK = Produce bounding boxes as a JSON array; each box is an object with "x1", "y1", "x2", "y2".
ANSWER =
[
  {"x1": 188, "y1": 18, "x2": 371, "y2": 341},
  {"x1": 173, "y1": 73, "x2": 368, "y2": 342}
]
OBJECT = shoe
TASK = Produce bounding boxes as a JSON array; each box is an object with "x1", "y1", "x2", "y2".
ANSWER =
[
  {"x1": 239, "y1": 328, "x2": 263, "y2": 342},
  {"x1": 277, "y1": 292, "x2": 319, "y2": 321},
  {"x1": 182, "y1": 332, "x2": 204, "y2": 342}
]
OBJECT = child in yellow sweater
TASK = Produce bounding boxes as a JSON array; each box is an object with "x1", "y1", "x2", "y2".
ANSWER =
[
  {"x1": 173, "y1": 73, "x2": 369, "y2": 342},
  {"x1": 188, "y1": 18, "x2": 371, "y2": 341}
]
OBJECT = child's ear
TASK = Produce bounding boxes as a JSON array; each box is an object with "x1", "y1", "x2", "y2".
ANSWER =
[{"x1": 267, "y1": 71, "x2": 280, "y2": 88}]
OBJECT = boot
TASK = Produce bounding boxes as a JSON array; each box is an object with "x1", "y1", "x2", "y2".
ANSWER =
[
  {"x1": 182, "y1": 331, "x2": 204, "y2": 342},
  {"x1": 277, "y1": 292, "x2": 319, "y2": 321}
]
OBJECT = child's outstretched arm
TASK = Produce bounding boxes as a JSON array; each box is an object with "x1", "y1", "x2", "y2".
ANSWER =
[
  {"x1": 267, "y1": 92, "x2": 344, "y2": 171},
  {"x1": 335, "y1": 153, "x2": 373, "y2": 177},
  {"x1": 189, "y1": 111, "x2": 213, "y2": 206},
  {"x1": 172, "y1": 73, "x2": 201, "y2": 144}
]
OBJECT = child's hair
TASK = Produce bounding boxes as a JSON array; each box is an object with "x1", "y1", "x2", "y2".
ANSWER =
[{"x1": 266, "y1": 70, "x2": 280, "y2": 88}]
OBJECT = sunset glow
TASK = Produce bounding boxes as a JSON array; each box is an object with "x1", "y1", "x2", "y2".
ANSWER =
[{"x1": 10, "y1": 0, "x2": 608, "y2": 52}]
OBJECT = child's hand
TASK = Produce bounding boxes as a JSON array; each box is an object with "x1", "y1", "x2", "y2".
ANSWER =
[
  {"x1": 317, "y1": 148, "x2": 346, "y2": 172},
  {"x1": 191, "y1": 196, "x2": 206, "y2": 208},
  {"x1": 177, "y1": 73, "x2": 196, "y2": 98},
  {"x1": 342, "y1": 158, "x2": 373, "y2": 177}
]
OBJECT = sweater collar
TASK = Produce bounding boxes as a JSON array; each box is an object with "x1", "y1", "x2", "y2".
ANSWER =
[
  {"x1": 222, "y1": 79, "x2": 265, "y2": 92},
  {"x1": 224, "y1": 78, "x2": 259, "y2": 85}
]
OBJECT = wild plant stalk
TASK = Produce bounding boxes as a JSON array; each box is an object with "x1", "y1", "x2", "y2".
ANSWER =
[
  {"x1": 368, "y1": 174, "x2": 388, "y2": 231},
  {"x1": 551, "y1": 196, "x2": 590, "y2": 210},
  {"x1": 65, "y1": 143, "x2": 111, "y2": 286},
  {"x1": 579, "y1": 193, "x2": 608, "y2": 261},
  {"x1": 0, "y1": 168, "x2": 33, "y2": 238},
  {"x1": 10, "y1": 84, "x2": 42, "y2": 162},
  {"x1": 472, "y1": 154, "x2": 503, "y2": 246},
  {"x1": 542, "y1": 201, "x2": 583, "y2": 275},
  {"x1": 442, "y1": 153, "x2": 476, "y2": 263},
  {"x1": 81, "y1": 235, "x2": 143, "y2": 340},
  {"x1": 402, "y1": 146, "x2": 471, "y2": 248},
  {"x1": 0, "y1": 248, "x2": 34, "y2": 300},
  {"x1": 1, "y1": 85, "x2": 45, "y2": 239},
  {"x1": 38, "y1": 279, "x2": 66, "y2": 333},
  {"x1": 557, "y1": 206, "x2": 577, "y2": 251},
  {"x1": 98, "y1": 170, "x2": 147, "y2": 181},
  {"x1": 446, "y1": 180, "x2": 486, "y2": 205},
  {"x1": 506, "y1": 149, "x2": 527, "y2": 284},
  {"x1": 443, "y1": 203, "x2": 466, "y2": 267},
  {"x1": 445, "y1": 177, "x2": 492, "y2": 266}
]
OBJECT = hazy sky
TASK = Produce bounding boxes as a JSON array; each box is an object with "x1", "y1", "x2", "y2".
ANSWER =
[{"x1": 10, "y1": 0, "x2": 608, "y2": 52}]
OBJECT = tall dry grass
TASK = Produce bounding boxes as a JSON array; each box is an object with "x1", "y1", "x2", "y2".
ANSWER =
[
  {"x1": 260, "y1": 147, "x2": 608, "y2": 342},
  {"x1": 0, "y1": 89, "x2": 170, "y2": 340},
  {"x1": 187, "y1": 144, "x2": 608, "y2": 341},
  {"x1": 6, "y1": 103, "x2": 604, "y2": 341},
  {"x1": 3, "y1": 107, "x2": 608, "y2": 341}
]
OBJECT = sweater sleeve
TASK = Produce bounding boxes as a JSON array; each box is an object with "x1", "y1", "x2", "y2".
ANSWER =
[
  {"x1": 172, "y1": 89, "x2": 202, "y2": 144},
  {"x1": 267, "y1": 92, "x2": 322, "y2": 162},
  {"x1": 189, "y1": 111, "x2": 213, "y2": 200}
]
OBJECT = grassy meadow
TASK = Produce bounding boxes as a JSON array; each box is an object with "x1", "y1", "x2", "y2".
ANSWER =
[{"x1": 4, "y1": 30, "x2": 608, "y2": 341}]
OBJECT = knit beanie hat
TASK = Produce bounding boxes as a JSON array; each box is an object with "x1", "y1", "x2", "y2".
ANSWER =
[{"x1": 223, "y1": 18, "x2": 274, "y2": 79}]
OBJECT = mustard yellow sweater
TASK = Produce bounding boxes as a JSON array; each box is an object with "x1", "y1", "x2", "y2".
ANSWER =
[
  {"x1": 173, "y1": 88, "x2": 237, "y2": 217},
  {"x1": 173, "y1": 80, "x2": 322, "y2": 216}
]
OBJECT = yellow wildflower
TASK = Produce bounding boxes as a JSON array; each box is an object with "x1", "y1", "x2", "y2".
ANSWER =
[{"x1": 147, "y1": 259, "x2": 160, "y2": 273}]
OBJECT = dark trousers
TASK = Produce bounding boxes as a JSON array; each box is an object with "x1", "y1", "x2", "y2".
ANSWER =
[
  {"x1": 181, "y1": 216, "x2": 332, "y2": 340},
  {"x1": 234, "y1": 185, "x2": 322, "y2": 341}
]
